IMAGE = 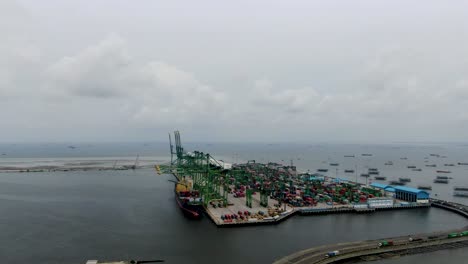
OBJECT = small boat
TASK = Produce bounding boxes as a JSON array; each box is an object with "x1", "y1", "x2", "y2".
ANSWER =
[
  {"x1": 418, "y1": 185, "x2": 432, "y2": 190},
  {"x1": 436, "y1": 170, "x2": 451, "y2": 173},
  {"x1": 360, "y1": 173, "x2": 370, "y2": 177},
  {"x1": 412, "y1": 168, "x2": 422, "y2": 171},
  {"x1": 330, "y1": 163, "x2": 339, "y2": 166},
  {"x1": 317, "y1": 169, "x2": 328, "y2": 172},
  {"x1": 430, "y1": 154, "x2": 440, "y2": 157},
  {"x1": 344, "y1": 169, "x2": 355, "y2": 173},
  {"x1": 384, "y1": 161, "x2": 393, "y2": 165},
  {"x1": 361, "y1": 154, "x2": 373, "y2": 156},
  {"x1": 400, "y1": 157, "x2": 408, "y2": 160},
  {"x1": 458, "y1": 162, "x2": 468, "y2": 165},
  {"x1": 434, "y1": 179, "x2": 449, "y2": 184},
  {"x1": 444, "y1": 164, "x2": 455, "y2": 166},
  {"x1": 407, "y1": 166, "x2": 416, "y2": 169},
  {"x1": 436, "y1": 176, "x2": 449, "y2": 180},
  {"x1": 425, "y1": 164, "x2": 436, "y2": 167},
  {"x1": 344, "y1": 155, "x2": 355, "y2": 158},
  {"x1": 454, "y1": 187, "x2": 468, "y2": 197},
  {"x1": 369, "y1": 171, "x2": 380, "y2": 175},
  {"x1": 389, "y1": 180, "x2": 406, "y2": 186},
  {"x1": 399, "y1": 177, "x2": 411, "y2": 182},
  {"x1": 375, "y1": 176, "x2": 387, "y2": 180}
]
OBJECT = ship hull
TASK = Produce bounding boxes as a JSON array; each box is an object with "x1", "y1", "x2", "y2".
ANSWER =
[{"x1": 175, "y1": 193, "x2": 203, "y2": 219}]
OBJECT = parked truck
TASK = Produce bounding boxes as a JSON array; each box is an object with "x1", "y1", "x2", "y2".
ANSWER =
[
  {"x1": 325, "y1": 250, "x2": 339, "y2": 257},
  {"x1": 378, "y1": 240, "x2": 394, "y2": 247}
]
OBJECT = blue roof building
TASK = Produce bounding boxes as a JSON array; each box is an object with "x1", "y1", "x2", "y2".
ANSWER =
[
  {"x1": 370, "y1": 183, "x2": 389, "y2": 189},
  {"x1": 393, "y1": 186, "x2": 429, "y2": 202}
]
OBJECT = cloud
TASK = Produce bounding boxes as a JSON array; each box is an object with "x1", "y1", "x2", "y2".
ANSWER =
[{"x1": 43, "y1": 35, "x2": 227, "y2": 126}]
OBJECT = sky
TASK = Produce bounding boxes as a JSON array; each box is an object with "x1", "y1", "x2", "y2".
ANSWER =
[{"x1": 1, "y1": 0, "x2": 468, "y2": 143}]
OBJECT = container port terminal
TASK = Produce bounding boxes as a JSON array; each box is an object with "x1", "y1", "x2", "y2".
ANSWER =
[
  {"x1": 164, "y1": 131, "x2": 432, "y2": 227},
  {"x1": 86, "y1": 133, "x2": 468, "y2": 264}
]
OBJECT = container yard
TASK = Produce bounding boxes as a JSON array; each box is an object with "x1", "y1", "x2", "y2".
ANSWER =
[{"x1": 166, "y1": 131, "x2": 431, "y2": 227}]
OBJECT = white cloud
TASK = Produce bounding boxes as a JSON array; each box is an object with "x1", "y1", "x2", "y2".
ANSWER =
[{"x1": 43, "y1": 35, "x2": 227, "y2": 126}]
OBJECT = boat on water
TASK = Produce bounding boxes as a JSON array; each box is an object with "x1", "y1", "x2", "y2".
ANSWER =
[
  {"x1": 344, "y1": 155, "x2": 355, "y2": 158},
  {"x1": 361, "y1": 154, "x2": 373, "y2": 156},
  {"x1": 454, "y1": 187, "x2": 468, "y2": 197},
  {"x1": 369, "y1": 171, "x2": 379, "y2": 175},
  {"x1": 344, "y1": 169, "x2": 355, "y2": 173},
  {"x1": 174, "y1": 178, "x2": 203, "y2": 219},
  {"x1": 360, "y1": 173, "x2": 370, "y2": 177},
  {"x1": 436, "y1": 176, "x2": 449, "y2": 180},
  {"x1": 384, "y1": 161, "x2": 393, "y2": 165},
  {"x1": 399, "y1": 177, "x2": 411, "y2": 182},
  {"x1": 418, "y1": 185, "x2": 432, "y2": 190},
  {"x1": 400, "y1": 157, "x2": 408, "y2": 160},
  {"x1": 458, "y1": 162, "x2": 468, "y2": 165},
  {"x1": 412, "y1": 168, "x2": 422, "y2": 171},
  {"x1": 437, "y1": 170, "x2": 451, "y2": 173},
  {"x1": 389, "y1": 180, "x2": 405, "y2": 186},
  {"x1": 317, "y1": 169, "x2": 328, "y2": 172},
  {"x1": 444, "y1": 164, "x2": 455, "y2": 166},
  {"x1": 407, "y1": 166, "x2": 416, "y2": 169},
  {"x1": 375, "y1": 176, "x2": 387, "y2": 180},
  {"x1": 434, "y1": 179, "x2": 449, "y2": 184},
  {"x1": 330, "y1": 163, "x2": 339, "y2": 166},
  {"x1": 425, "y1": 164, "x2": 437, "y2": 167}
]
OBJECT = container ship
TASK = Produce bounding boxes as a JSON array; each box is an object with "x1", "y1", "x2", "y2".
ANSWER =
[
  {"x1": 454, "y1": 187, "x2": 468, "y2": 197},
  {"x1": 175, "y1": 178, "x2": 203, "y2": 219}
]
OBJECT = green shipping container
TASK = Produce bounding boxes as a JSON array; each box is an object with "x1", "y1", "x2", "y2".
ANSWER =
[{"x1": 448, "y1": 233, "x2": 458, "y2": 238}]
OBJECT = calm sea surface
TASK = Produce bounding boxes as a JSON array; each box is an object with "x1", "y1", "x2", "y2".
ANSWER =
[{"x1": 0, "y1": 142, "x2": 467, "y2": 263}]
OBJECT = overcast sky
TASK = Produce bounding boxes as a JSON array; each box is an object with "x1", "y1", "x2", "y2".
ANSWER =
[{"x1": 1, "y1": 0, "x2": 468, "y2": 143}]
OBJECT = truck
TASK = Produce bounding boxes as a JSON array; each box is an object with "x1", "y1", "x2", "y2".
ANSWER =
[
  {"x1": 378, "y1": 240, "x2": 394, "y2": 247},
  {"x1": 408, "y1": 237, "x2": 423, "y2": 242},
  {"x1": 325, "y1": 250, "x2": 339, "y2": 257}
]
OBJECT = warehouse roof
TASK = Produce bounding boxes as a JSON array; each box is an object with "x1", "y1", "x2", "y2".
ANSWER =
[
  {"x1": 370, "y1": 183, "x2": 389, "y2": 189},
  {"x1": 392, "y1": 186, "x2": 429, "y2": 195}
]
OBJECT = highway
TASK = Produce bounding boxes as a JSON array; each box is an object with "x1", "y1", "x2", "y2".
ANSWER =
[{"x1": 273, "y1": 200, "x2": 468, "y2": 264}]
